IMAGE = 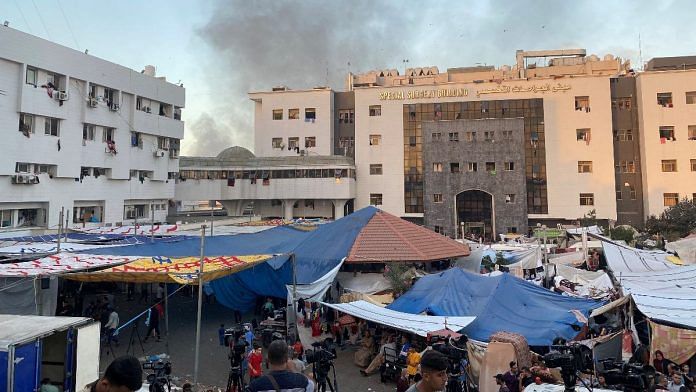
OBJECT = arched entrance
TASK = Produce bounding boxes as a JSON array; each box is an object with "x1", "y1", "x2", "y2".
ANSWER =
[{"x1": 456, "y1": 190, "x2": 494, "y2": 241}]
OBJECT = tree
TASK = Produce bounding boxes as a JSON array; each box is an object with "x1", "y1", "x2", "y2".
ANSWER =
[
  {"x1": 645, "y1": 199, "x2": 696, "y2": 238},
  {"x1": 608, "y1": 226, "x2": 635, "y2": 244},
  {"x1": 579, "y1": 209, "x2": 598, "y2": 227}
]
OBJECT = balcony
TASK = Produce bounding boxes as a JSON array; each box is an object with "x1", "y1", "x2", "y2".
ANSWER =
[{"x1": 134, "y1": 110, "x2": 184, "y2": 139}]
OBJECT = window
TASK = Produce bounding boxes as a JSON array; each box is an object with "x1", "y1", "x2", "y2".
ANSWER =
[
  {"x1": 659, "y1": 126, "x2": 676, "y2": 141},
  {"x1": 449, "y1": 162, "x2": 459, "y2": 173},
  {"x1": 83, "y1": 124, "x2": 95, "y2": 141},
  {"x1": 288, "y1": 137, "x2": 299, "y2": 149},
  {"x1": 288, "y1": 108, "x2": 299, "y2": 120},
  {"x1": 657, "y1": 92, "x2": 673, "y2": 107},
  {"x1": 434, "y1": 225, "x2": 444, "y2": 234},
  {"x1": 369, "y1": 193, "x2": 383, "y2": 206},
  {"x1": 272, "y1": 109, "x2": 283, "y2": 120},
  {"x1": 103, "y1": 128, "x2": 115, "y2": 142},
  {"x1": 661, "y1": 159, "x2": 678, "y2": 172},
  {"x1": 664, "y1": 193, "x2": 679, "y2": 207},
  {"x1": 369, "y1": 105, "x2": 381, "y2": 116},
  {"x1": 575, "y1": 96, "x2": 590, "y2": 112},
  {"x1": 305, "y1": 108, "x2": 316, "y2": 120},
  {"x1": 613, "y1": 129, "x2": 634, "y2": 141},
  {"x1": 578, "y1": 161, "x2": 593, "y2": 173},
  {"x1": 688, "y1": 126, "x2": 696, "y2": 140},
  {"x1": 616, "y1": 189, "x2": 622, "y2": 200},
  {"x1": 502, "y1": 130, "x2": 513, "y2": 140},
  {"x1": 580, "y1": 193, "x2": 595, "y2": 206},
  {"x1": 46, "y1": 72, "x2": 56, "y2": 86},
  {"x1": 504, "y1": 161, "x2": 514, "y2": 171},
  {"x1": 337, "y1": 109, "x2": 353, "y2": 123},
  {"x1": 369, "y1": 164, "x2": 383, "y2": 175},
  {"x1": 0, "y1": 210, "x2": 12, "y2": 228},
  {"x1": 505, "y1": 194, "x2": 516, "y2": 204},
  {"x1": 15, "y1": 162, "x2": 30, "y2": 173},
  {"x1": 485, "y1": 162, "x2": 496, "y2": 174},
  {"x1": 467, "y1": 162, "x2": 478, "y2": 172},
  {"x1": 44, "y1": 118, "x2": 59, "y2": 136},
  {"x1": 484, "y1": 131, "x2": 495, "y2": 142},
  {"x1": 691, "y1": 159, "x2": 696, "y2": 172},
  {"x1": 157, "y1": 137, "x2": 170, "y2": 150},
  {"x1": 130, "y1": 132, "x2": 143, "y2": 148},
  {"x1": 465, "y1": 131, "x2": 476, "y2": 142},
  {"x1": 35, "y1": 164, "x2": 54, "y2": 175},
  {"x1": 611, "y1": 97, "x2": 632, "y2": 110},
  {"x1": 369, "y1": 134, "x2": 382, "y2": 146},
  {"x1": 616, "y1": 160, "x2": 636, "y2": 173},
  {"x1": 26, "y1": 66, "x2": 37, "y2": 86},
  {"x1": 576, "y1": 128, "x2": 591, "y2": 142},
  {"x1": 449, "y1": 132, "x2": 459, "y2": 142},
  {"x1": 272, "y1": 138, "x2": 283, "y2": 149},
  {"x1": 19, "y1": 114, "x2": 34, "y2": 135},
  {"x1": 433, "y1": 163, "x2": 443, "y2": 172},
  {"x1": 431, "y1": 132, "x2": 442, "y2": 141},
  {"x1": 687, "y1": 92, "x2": 696, "y2": 105},
  {"x1": 433, "y1": 193, "x2": 443, "y2": 203},
  {"x1": 305, "y1": 136, "x2": 316, "y2": 148},
  {"x1": 629, "y1": 185, "x2": 637, "y2": 200}
]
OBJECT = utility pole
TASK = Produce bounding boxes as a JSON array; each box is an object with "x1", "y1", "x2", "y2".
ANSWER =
[
  {"x1": 150, "y1": 202, "x2": 155, "y2": 243},
  {"x1": 210, "y1": 204, "x2": 214, "y2": 236},
  {"x1": 193, "y1": 224, "x2": 206, "y2": 384},
  {"x1": 56, "y1": 207, "x2": 64, "y2": 252}
]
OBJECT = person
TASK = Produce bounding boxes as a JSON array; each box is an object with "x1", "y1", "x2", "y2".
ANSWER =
[
  {"x1": 668, "y1": 373, "x2": 689, "y2": 392},
  {"x1": 682, "y1": 364, "x2": 694, "y2": 386},
  {"x1": 79, "y1": 355, "x2": 142, "y2": 392},
  {"x1": 495, "y1": 374, "x2": 511, "y2": 392},
  {"x1": 248, "y1": 344, "x2": 264, "y2": 381},
  {"x1": 143, "y1": 303, "x2": 161, "y2": 342},
  {"x1": 138, "y1": 284, "x2": 149, "y2": 304},
  {"x1": 182, "y1": 383, "x2": 192, "y2": 392},
  {"x1": 405, "y1": 350, "x2": 448, "y2": 392},
  {"x1": 292, "y1": 339, "x2": 304, "y2": 358},
  {"x1": 311, "y1": 313, "x2": 322, "y2": 337},
  {"x1": 83, "y1": 301, "x2": 95, "y2": 318},
  {"x1": 594, "y1": 374, "x2": 609, "y2": 389},
  {"x1": 126, "y1": 283, "x2": 135, "y2": 301},
  {"x1": 104, "y1": 307, "x2": 119, "y2": 345},
  {"x1": 361, "y1": 335, "x2": 396, "y2": 376},
  {"x1": 234, "y1": 309, "x2": 242, "y2": 324},
  {"x1": 40, "y1": 378, "x2": 60, "y2": 392},
  {"x1": 503, "y1": 361, "x2": 519, "y2": 392},
  {"x1": 263, "y1": 298, "x2": 275, "y2": 319},
  {"x1": 519, "y1": 367, "x2": 534, "y2": 389},
  {"x1": 398, "y1": 335, "x2": 412, "y2": 361},
  {"x1": 246, "y1": 340, "x2": 314, "y2": 392},
  {"x1": 654, "y1": 374, "x2": 669, "y2": 391},
  {"x1": 654, "y1": 350, "x2": 672, "y2": 374},
  {"x1": 354, "y1": 329, "x2": 375, "y2": 367},
  {"x1": 218, "y1": 324, "x2": 226, "y2": 346},
  {"x1": 289, "y1": 351, "x2": 306, "y2": 373},
  {"x1": 156, "y1": 283, "x2": 164, "y2": 302},
  {"x1": 406, "y1": 346, "x2": 422, "y2": 383},
  {"x1": 588, "y1": 251, "x2": 600, "y2": 271}
]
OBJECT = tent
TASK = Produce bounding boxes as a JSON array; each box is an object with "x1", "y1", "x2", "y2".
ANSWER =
[
  {"x1": 594, "y1": 234, "x2": 678, "y2": 273},
  {"x1": 387, "y1": 268, "x2": 602, "y2": 345},
  {"x1": 665, "y1": 234, "x2": 696, "y2": 265},
  {"x1": 321, "y1": 300, "x2": 475, "y2": 337}
]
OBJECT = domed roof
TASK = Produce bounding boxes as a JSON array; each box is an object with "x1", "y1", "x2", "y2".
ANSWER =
[{"x1": 216, "y1": 146, "x2": 255, "y2": 160}]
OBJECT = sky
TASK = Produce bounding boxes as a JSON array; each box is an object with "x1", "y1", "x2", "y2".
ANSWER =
[{"x1": 2, "y1": 0, "x2": 696, "y2": 156}]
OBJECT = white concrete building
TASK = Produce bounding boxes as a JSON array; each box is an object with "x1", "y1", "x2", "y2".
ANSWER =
[{"x1": 0, "y1": 26, "x2": 185, "y2": 233}]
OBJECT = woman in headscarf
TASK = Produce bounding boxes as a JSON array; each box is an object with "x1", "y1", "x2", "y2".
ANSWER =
[
  {"x1": 653, "y1": 350, "x2": 671, "y2": 374},
  {"x1": 354, "y1": 329, "x2": 375, "y2": 367}
]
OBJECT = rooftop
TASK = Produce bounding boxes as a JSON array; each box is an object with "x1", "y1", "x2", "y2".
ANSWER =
[{"x1": 181, "y1": 147, "x2": 355, "y2": 168}]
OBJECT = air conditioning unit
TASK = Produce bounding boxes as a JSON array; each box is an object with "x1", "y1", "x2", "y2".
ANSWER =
[
  {"x1": 88, "y1": 98, "x2": 98, "y2": 108},
  {"x1": 153, "y1": 150, "x2": 166, "y2": 157},
  {"x1": 110, "y1": 103, "x2": 120, "y2": 111},
  {"x1": 54, "y1": 91, "x2": 69, "y2": 101}
]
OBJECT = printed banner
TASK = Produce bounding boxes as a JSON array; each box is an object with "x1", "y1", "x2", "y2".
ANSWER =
[
  {"x1": 650, "y1": 320, "x2": 696, "y2": 365},
  {"x1": 71, "y1": 224, "x2": 179, "y2": 235},
  {"x1": 0, "y1": 253, "x2": 140, "y2": 277}
]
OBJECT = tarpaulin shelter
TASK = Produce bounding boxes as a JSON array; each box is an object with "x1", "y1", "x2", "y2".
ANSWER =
[
  {"x1": 665, "y1": 234, "x2": 696, "y2": 265},
  {"x1": 322, "y1": 300, "x2": 475, "y2": 337},
  {"x1": 594, "y1": 234, "x2": 678, "y2": 274},
  {"x1": 388, "y1": 268, "x2": 602, "y2": 345}
]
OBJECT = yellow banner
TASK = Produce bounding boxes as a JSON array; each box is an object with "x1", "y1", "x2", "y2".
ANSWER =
[{"x1": 66, "y1": 254, "x2": 273, "y2": 284}]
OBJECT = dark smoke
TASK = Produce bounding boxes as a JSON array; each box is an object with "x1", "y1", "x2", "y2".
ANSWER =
[{"x1": 182, "y1": 0, "x2": 692, "y2": 156}]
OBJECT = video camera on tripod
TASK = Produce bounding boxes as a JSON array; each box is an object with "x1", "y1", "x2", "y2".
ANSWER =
[
  {"x1": 430, "y1": 335, "x2": 471, "y2": 392},
  {"x1": 305, "y1": 339, "x2": 338, "y2": 392},
  {"x1": 543, "y1": 340, "x2": 594, "y2": 392},
  {"x1": 142, "y1": 360, "x2": 172, "y2": 392},
  {"x1": 598, "y1": 358, "x2": 655, "y2": 391}
]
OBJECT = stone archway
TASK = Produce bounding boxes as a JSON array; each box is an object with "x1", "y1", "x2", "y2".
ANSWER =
[{"x1": 456, "y1": 189, "x2": 494, "y2": 241}]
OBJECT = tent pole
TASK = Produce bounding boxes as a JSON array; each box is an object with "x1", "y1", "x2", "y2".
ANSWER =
[
  {"x1": 151, "y1": 201, "x2": 155, "y2": 243},
  {"x1": 193, "y1": 224, "x2": 206, "y2": 384},
  {"x1": 57, "y1": 207, "x2": 63, "y2": 252},
  {"x1": 292, "y1": 253, "x2": 297, "y2": 342},
  {"x1": 164, "y1": 283, "x2": 169, "y2": 347}
]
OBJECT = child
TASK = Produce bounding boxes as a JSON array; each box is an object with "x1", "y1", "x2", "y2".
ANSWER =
[
  {"x1": 406, "y1": 346, "x2": 421, "y2": 383},
  {"x1": 248, "y1": 344, "x2": 263, "y2": 381},
  {"x1": 218, "y1": 324, "x2": 225, "y2": 346}
]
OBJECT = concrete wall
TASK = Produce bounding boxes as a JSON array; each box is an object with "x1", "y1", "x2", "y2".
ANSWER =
[{"x1": 423, "y1": 118, "x2": 527, "y2": 238}]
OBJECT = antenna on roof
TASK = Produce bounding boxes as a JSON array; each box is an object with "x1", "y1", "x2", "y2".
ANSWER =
[{"x1": 638, "y1": 33, "x2": 643, "y2": 71}]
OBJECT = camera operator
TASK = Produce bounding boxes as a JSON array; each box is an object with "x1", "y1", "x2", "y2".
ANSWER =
[
  {"x1": 405, "y1": 350, "x2": 449, "y2": 392},
  {"x1": 79, "y1": 355, "x2": 143, "y2": 392},
  {"x1": 246, "y1": 340, "x2": 314, "y2": 392}
]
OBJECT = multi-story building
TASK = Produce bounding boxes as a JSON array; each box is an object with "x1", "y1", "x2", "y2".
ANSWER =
[
  {"x1": 241, "y1": 48, "x2": 696, "y2": 239},
  {"x1": 0, "y1": 26, "x2": 185, "y2": 233}
]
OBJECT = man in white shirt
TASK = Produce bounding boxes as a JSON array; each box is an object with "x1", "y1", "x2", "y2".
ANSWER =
[{"x1": 104, "y1": 307, "x2": 120, "y2": 345}]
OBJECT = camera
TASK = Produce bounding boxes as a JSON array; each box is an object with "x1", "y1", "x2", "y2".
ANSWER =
[
  {"x1": 430, "y1": 336, "x2": 471, "y2": 392},
  {"x1": 142, "y1": 360, "x2": 172, "y2": 392},
  {"x1": 543, "y1": 341, "x2": 594, "y2": 392},
  {"x1": 599, "y1": 359, "x2": 654, "y2": 391},
  {"x1": 305, "y1": 340, "x2": 337, "y2": 365},
  {"x1": 306, "y1": 340, "x2": 338, "y2": 392}
]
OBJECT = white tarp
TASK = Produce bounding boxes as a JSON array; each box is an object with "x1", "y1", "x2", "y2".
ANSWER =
[
  {"x1": 0, "y1": 242, "x2": 121, "y2": 254},
  {"x1": 320, "y1": 300, "x2": 475, "y2": 337},
  {"x1": 176, "y1": 225, "x2": 275, "y2": 236},
  {"x1": 336, "y1": 271, "x2": 391, "y2": 294},
  {"x1": 551, "y1": 263, "x2": 614, "y2": 299},
  {"x1": 616, "y1": 265, "x2": 696, "y2": 329},
  {"x1": 566, "y1": 225, "x2": 604, "y2": 236},
  {"x1": 598, "y1": 236, "x2": 678, "y2": 273},
  {"x1": 71, "y1": 224, "x2": 179, "y2": 235},
  {"x1": 0, "y1": 253, "x2": 139, "y2": 277},
  {"x1": 524, "y1": 385, "x2": 618, "y2": 392},
  {"x1": 286, "y1": 260, "x2": 344, "y2": 303},
  {"x1": 0, "y1": 315, "x2": 93, "y2": 349},
  {"x1": 666, "y1": 235, "x2": 696, "y2": 265}
]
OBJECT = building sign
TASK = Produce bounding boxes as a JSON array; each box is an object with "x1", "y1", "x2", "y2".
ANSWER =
[{"x1": 378, "y1": 83, "x2": 571, "y2": 101}]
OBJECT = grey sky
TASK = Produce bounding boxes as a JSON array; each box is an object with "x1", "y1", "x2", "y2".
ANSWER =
[{"x1": 2, "y1": 0, "x2": 695, "y2": 156}]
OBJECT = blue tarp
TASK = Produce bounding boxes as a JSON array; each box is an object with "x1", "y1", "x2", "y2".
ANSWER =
[
  {"x1": 91, "y1": 207, "x2": 379, "y2": 311},
  {"x1": 387, "y1": 268, "x2": 602, "y2": 346}
]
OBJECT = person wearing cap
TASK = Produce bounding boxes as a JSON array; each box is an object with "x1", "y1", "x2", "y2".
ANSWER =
[
  {"x1": 495, "y1": 374, "x2": 510, "y2": 392},
  {"x1": 404, "y1": 350, "x2": 448, "y2": 392},
  {"x1": 79, "y1": 355, "x2": 143, "y2": 392}
]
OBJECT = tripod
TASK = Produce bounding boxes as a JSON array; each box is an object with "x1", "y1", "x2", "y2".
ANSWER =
[
  {"x1": 126, "y1": 322, "x2": 146, "y2": 357},
  {"x1": 226, "y1": 365, "x2": 245, "y2": 392},
  {"x1": 313, "y1": 362, "x2": 338, "y2": 392}
]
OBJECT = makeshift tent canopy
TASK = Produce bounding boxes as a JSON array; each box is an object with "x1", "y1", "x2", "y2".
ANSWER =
[
  {"x1": 65, "y1": 254, "x2": 273, "y2": 284},
  {"x1": 388, "y1": 268, "x2": 602, "y2": 345},
  {"x1": 594, "y1": 234, "x2": 678, "y2": 273},
  {"x1": 321, "y1": 300, "x2": 475, "y2": 337},
  {"x1": 0, "y1": 253, "x2": 140, "y2": 277},
  {"x1": 665, "y1": 235, "x2": 696, "y2": 265}
]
